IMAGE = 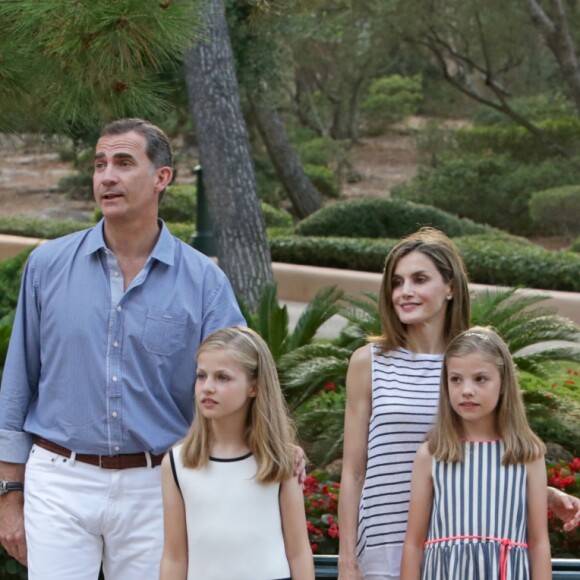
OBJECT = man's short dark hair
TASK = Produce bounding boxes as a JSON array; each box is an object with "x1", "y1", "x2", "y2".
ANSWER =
[{"x1": 100, "y1": 118, "x2": 173, "y2": 170}]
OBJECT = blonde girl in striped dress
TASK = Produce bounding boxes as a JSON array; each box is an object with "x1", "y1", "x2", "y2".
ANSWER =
[{"x1": 401, "y1": 326, "x2": 551, "y2": 580}]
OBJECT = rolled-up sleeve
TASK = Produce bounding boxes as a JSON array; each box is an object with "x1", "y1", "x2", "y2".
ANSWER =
[{"x1": 0, "y1": 255, "x2": 41, "y2": 462}]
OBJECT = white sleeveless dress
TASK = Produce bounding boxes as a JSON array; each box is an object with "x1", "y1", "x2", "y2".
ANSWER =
[{"x1": 170, "y1": 444, "x2": 291, "y2": 580}]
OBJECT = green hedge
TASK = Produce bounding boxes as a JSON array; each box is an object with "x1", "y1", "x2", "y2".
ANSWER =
[
  {"x1": 270, "y1": 234, "x2": 580, "y2": 292},
  {"x1": 529, "y1": 185, "x2": 580, "y2": 236},
  {"x1": 295, "y1": 198, "x2": 493, "y2": 238},
  {"x1": 261, "y1": 203, "x2": 293, "y2": 228},
  {"x1": 392, "y1": 154, "x2": 580, "y2": 235},
  {"x1": 0, "y1": 216, "x2": 92, "y2": 239},
  {"x1": 454, "y1": 116, "x2": 580, "y2": 162}
]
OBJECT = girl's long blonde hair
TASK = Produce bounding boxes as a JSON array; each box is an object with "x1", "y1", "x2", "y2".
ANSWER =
[
  {"x1": 373, "y1": 227, "x2": 470, "y2": 352},
  {"x1": 180, "y1": 326, "x2": 297, "y2": 483},
  {"x1": 428, "y1": 326, "x2": 545, "y2": 464}
]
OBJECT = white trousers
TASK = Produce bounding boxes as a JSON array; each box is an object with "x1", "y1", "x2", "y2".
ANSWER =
[{"x1": 24, "y1": 444, "x2": 164, "y2": 580}]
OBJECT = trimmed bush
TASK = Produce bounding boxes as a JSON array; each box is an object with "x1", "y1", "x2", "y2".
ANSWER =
[
  {"x1": 158, "y1": 184, "x2": 196, "y2": 223},
  {"x1": 0, "y1": 250, "x2": 30, "y2": 319},
  {"x1": 261, "y1": 203, "x2": 293, "y2": 228},
  {"x1": 304, "y1": 164, "x2": 340, "y2": 198},
  {"x1": 270, "y1": 234, "x2": 580, "y2": 292},
  {"x1": 393, "y1": 154, "x2": 580, "y2": 235},
  {"x1": 295, "y1": 198, "x2": 492, "y2": 239},
  {"x1": 361, "y1": 74, "x2": 423, "y2": 133},
  {"x1": 0, "y1": 215, "x2": 91, "y2": 239},
  {"x1": 529, "y1": 185, "x2": 580, "y2": 236},
  {"x1": 454, "y1": 116, "x2": 580, "y2": 162}
]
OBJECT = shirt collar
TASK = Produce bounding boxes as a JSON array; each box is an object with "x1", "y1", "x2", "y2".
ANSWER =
[{"x1": 84, "y1": 219, "x2": 175, "y2": 267}]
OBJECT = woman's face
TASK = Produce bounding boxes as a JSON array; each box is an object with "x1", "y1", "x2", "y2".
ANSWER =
[{"x1": 391, "y1": 250, "x2": 453, "y2": 329}]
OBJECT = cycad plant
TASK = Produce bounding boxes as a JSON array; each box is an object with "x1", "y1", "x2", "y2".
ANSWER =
[
  {"x1": 288, "y1": 287, "x2": 580, "y2": 467},
  {"x1": 238, "y1": 283, "x2": 346, "y2": 407},
  {"x1": 470, "y1": 288, "x2": 580, "y2": 376}
]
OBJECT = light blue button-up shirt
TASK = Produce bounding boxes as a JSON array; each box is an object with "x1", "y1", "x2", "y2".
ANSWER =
[{"x1": 0, "y1": 221, "x2": 245, "y2": 462}]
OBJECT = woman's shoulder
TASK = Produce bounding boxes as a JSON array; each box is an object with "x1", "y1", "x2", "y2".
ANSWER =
[{"x1": 349, "y1": 343, "x2": 372, "y2": 366}]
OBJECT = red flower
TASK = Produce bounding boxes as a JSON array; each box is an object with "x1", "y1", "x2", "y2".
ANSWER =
[{"x1": 323, "y1": 381, "x2": 336, "y2": 392}]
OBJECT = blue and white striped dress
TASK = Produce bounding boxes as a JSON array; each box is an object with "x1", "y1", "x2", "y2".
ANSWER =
[
  {"x1": 422, "y1": 440, "x2": 529, "y2": 580},
  {"x1": 357, "y1": 345, "x2": 443, "y2": 578}
]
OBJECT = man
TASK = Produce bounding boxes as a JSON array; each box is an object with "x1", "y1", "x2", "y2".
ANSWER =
[{"x1": 0, "y1": 118, "x2": 246, "y2": 578}]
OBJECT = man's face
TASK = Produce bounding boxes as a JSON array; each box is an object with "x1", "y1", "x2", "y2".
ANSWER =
[{"x1": 93, "y1": 131, "x2": 170, "y2": 224}]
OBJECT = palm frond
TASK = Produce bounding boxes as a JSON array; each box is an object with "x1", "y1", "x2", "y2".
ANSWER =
[
  {"x1": 282, "y1": 356, "x2": 350, "y2": 409},
  {"x1": 287, "y1": 286, "x2": 344, "y2": 351},
  {"x1": 253, "y1": 283, "x2": 289, "y2": 361},
  {"x1": 279, "y1": 343, "x2": 353, "y2": 370},
  {"x1": 506, "y1": 316, "x2": 580, "y2": 352}
]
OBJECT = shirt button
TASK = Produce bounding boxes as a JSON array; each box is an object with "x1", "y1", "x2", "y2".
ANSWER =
[
  {"x1": 112, "y1": 411, "x2": 118, "y2": 418},
  {"x1": 112, "y1": 375, "x2": 118, "y2": 382},
  {"x1": 114, "y1": 446, "x2": 120, "y2": 452},
  {"x1": 117, "y1": 305, "x2": 122, "y2": 312},
  {"x1": 113, "y1": 341, "x2": 119, "y2": 348},
  {"x1": 112, "y1": 271, "x2": 119, "y2": 277}
]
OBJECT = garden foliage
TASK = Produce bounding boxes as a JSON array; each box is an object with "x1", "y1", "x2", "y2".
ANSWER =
[
  {"x1": 295, "y1": 198, "x2": 491, "y2": 239},
  {"x1": 361, "y1": 74, "x2": 423, "y2": 134},
  {"x1": 271, "y1": 234, "x2": 580, "y2": 292},
  {"x1": 392, "y1": 154, "x2": 580, "y2": 235},
  {"x1": 529, "y1": 185, "x2": 580, "y2": 237},
  {"x1": 454, "y1": 116, "x2": 580, "y2": 162}
]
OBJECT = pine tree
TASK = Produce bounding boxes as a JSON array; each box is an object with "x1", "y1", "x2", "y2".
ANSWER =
[{"x1": 0, "y1": 0, "x2": 201, "y2": 134}]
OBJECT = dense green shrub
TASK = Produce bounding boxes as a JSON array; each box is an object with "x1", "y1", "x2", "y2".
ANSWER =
[
  {"x1": 304, "y1": 164, "x2": 340, "y2": 198},
  {"x1": 0, "y1": 215, "x2": 91, "y2": 239},
  {"x1": 270, "y1": 234, "x2": 580, "y2": 292},
  {"x1": 361, "y1": 74, "x2": 423, "y2": 134},
  {"x1": 473, "y1": 93, "x2": 575, "y2": 126},
  {"x1": 295, "y1": 198, "x2": 492, "y2": 239},
  {"x1": 0, "y1": 250, "x2": 30, "y2": 319},
  {"x1": 261, "y1": 203, "x2": 293, "y2": 228},
  {"x1": 393, "y1": 154, "x2": 580, "y2": 235},
  {"x1": 295, "y1": 134, "x2": 348, "y2": 168},
  {"x1": 166, "y1": 222, "x2": 194, "y2": 243},
  {"x1": 529, "y1": 185, "x2": 580, "y2": 236},
  {"x1": 158, "y1": 184, "x2": 196, "y2": 223},
  {"x1": 571, "y1": 236, "x2": 580, "y2": 253},
  {"x1": 454, "y1": 117, "x2": 580, "y2": 162},
  {"x1": 271, "y1": 235, "x2": 396, "y2": 272}
]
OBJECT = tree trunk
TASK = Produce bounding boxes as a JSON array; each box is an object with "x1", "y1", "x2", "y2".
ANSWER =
[
  {"x1": 250, "y1": 98, "x2": 323, "y2": 219},
  {"x1": 184, "y1": 0, "x2": 273, "y2": 310},
  {"x1": 521, "y1": 0, "x2": 580, "y2": 115}
]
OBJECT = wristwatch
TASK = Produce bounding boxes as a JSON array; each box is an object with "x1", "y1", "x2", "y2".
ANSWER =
[{"x1": 0, "y1": 481, "x2": 24, "y2": 496}]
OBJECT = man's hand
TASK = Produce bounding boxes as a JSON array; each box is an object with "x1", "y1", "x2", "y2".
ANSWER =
[
  {"x1": 293, "y1": 446, "x2": 307, "y2": 486},
  {"x1": 0, "y1": 492, "x2": 27, "y2": 566},
  {"x1": 548, "y1": 487, "x2": 580, "y2": 532}
]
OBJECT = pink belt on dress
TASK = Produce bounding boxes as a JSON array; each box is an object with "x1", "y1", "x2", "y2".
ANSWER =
[{"x1": 425, "y1": 534, "x2": 528, "y2": 580}]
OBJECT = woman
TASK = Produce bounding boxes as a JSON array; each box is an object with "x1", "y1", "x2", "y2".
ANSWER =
[{"x1": 338, "y1": 227, "x2": 580, "y2": 580}]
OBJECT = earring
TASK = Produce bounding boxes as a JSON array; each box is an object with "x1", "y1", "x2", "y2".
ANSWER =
[{"x1": 446, "y1": 295, "x2": 453, "y2": 301}]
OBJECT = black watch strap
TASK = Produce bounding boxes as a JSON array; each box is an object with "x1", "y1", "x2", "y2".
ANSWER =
[{"x1": 0, "y1": 481, "x2": 24, "y2": 495}]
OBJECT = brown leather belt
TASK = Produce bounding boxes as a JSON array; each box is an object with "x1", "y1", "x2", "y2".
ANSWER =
[{"x1": 33, "y1": 436, "x2": 164, "y2": 469}]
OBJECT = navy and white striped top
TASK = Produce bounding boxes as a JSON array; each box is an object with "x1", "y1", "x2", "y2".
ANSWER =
[
  {"x1": 356, "y1": 345, "x2": 443, "y2": 573},
  {"x1": 422, "y1": 440, "x2": 529, "y2": 579}
]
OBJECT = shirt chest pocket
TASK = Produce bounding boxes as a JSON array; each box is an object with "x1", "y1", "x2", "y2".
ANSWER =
[{"x1": 141, "y1": 308, "x2": 188, "y2": 356}]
